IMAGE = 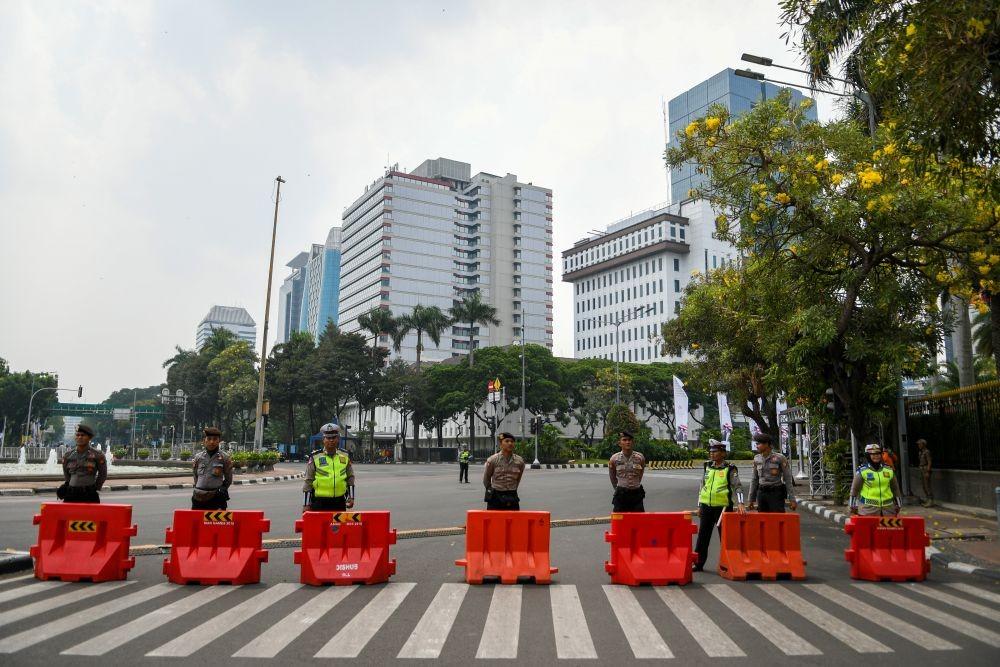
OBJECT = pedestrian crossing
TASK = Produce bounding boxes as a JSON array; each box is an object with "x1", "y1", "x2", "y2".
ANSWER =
[{"x1": 0, "y1": 576, "x2": 997, "y2": 660}]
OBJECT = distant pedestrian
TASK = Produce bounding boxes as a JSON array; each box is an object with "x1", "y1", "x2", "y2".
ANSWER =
[
  {"x1": 191, "y1": 427, "x2": 233, "y2": 510},
  {"x1": 881, "y1": 445, "x2": 899, "y2": 469},
  {"x1": 849, "y1": 443, "x2": 902, "y2": 516},
  {"x1": 917, "y1": 438, "x2": 933, "y2": 507},
  {"x1": 748, "y1": 433, "x2": 797, "y2": 512},
  {"x1": 302, "y1": 423, "x2": 355, "y2": 512},
  {"x1": 609, "y1": 431, "x2": 645, "y2": 512},
  {"x1": 693, "y1": 440, "x2": 745, "y2": 572},
  {"x1": 483, "y1": 432, "x2": 524, "y2": 510},
  {"x1": 459, "y1": 445, "x2": 471, "y2": 484},
  {"x1": 59, "y1": 423, "x2": 107, "y2": 503}
]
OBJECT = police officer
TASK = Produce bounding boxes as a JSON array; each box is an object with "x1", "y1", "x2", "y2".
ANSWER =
[
  {"x1": 747, "y1": 433, "x2": 797, "y2": 512},
  {"x1": 849, "y1": 443, "x2": 902, "y2": 516},
  {"x1": 59, "y1": 423, "x2": 107, "y2": 503},
  {"x1": 693, "y1": 440, "x2": 745, "y2": 572},
  {"x1": 483, "y1": 432, "x2": 524, "y2": 510},
  {"x1": 609, "y1": 431, "x2": 646, "y2": 512},
  {"x1": 458, "y1": 445, "x2": 471, "y2": 484},
  {"x1": 302, "y1": 423, "x2": 355, "y2": 512},
  {"x1": 191, "y1": 426, "x2": 233, "y2": 510}
]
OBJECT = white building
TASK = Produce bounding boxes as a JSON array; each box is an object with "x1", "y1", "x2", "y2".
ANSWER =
[
  {"x1": 276, "y1": 251, "x2": 309, "y2": 344},
  {"x1": 196, "y1": 306, "x2": 256, "y2": 350}
]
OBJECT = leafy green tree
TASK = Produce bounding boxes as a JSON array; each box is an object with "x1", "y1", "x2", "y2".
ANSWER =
[
  {"x1": 102, "y1": 385, "x2": 166, "y2": 406},
  {"x1": 266, "y1": 331, "x2": 316, "y2": 442},
  {"x1": 380, "y1": 359, "x2": 421, "y2": 458},
  {"x1": 0, "y1": 363, "x2": 58, "y2": 445},
  {"x1": 312, "y1": 322, "x2": 376, "y2": 432},
  {"x1": 208, "y1": 341, "x2": 259, "y2": 445},
  {"x1": 356, "y1": 307, "x2": 398, "y2": 454},
  {"x1": 416, "y1": 363, "x2": 469, "y2": 451},
  {"x1": 561, "y1": 358, "x2": 613, "y2": 446},
  {"x1": 449, "y1": 293, "x2": 501, "y2": 451},
  {"x1": 393, "y1": 305, "x2": 452, "y2": 373}
]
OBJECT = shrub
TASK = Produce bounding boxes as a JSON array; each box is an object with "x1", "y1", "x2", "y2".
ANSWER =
[
  {"x1": 689, "y1": 448, "x2": 708, "y2": 460},
  {"x1": 261, "y1": 451, "x2": 280, "y2": 465},
  {"x1": 823, "y1": 439, "x2": 853, "y2": 505},
  {"x1": 112, "y1": 448, "x2": 127, "y2": 459},
  {"x1": 231, "y1": 451, "x2": 249, "y2": 467},
  {"x1": 137, "y1": 449, "x2": 150, "y2": 460},
  {"x1": 728, "y1": 449, "x2": 756, "y2": 460},
  {"x1": 159, "y1": 449, "x2": 172, "y2": 460},
  {"x1": 637, "y1": 439, "x2": 692, "y2": 461},
  {"x1": 179, "y1": 450, "x2": 192, "y2": 461}
]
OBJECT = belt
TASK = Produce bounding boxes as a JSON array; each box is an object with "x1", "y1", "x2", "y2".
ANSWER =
[{"x1": 860, "y1": 497, "x2": 895, "y2": 506}]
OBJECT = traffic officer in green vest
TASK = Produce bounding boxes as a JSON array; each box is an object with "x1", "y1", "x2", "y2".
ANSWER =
[
  {"x1": 58, "y1": 423, "x2": 107, "y2": 503},
  {"x1": 302, "y1": 423, "x2": 355, "y2": 512},
  {"x1": 191, "y1": 426, "x2": 233, "y2": 510},
  {"x1": 849, "y1": 443, "x2": 902, "y2": 516},
  {"x1": 693, "y1": 439, "x2": 745, "y2": 572},
  {"x1": 458, "y1": 445, "x2": 471, "y2": 484}
]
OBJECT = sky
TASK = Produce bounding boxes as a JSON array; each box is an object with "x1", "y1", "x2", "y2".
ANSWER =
[{"x1": 0, "y1": 0, "x2": 835, "y2": 404}]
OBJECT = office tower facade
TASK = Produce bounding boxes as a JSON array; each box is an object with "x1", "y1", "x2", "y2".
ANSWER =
[
  {"x1": 276, "y1": 251, "x2": 309, "y2": 344},
  {"x1": 298, "y1": 226, "x2": 342, "y2": 341},
  {"x1": 196, "y1": 306, "x2": 256, "y2": 349}
]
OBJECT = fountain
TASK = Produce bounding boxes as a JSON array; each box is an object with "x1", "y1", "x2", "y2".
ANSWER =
[
  {"x1": 44, "y1": 448, "x2": 60, "y2": 473},
  {"x1": 107, "y1": 448, "x2": 115, "y2": 470},
  {"x1": 17, "y1": 447, "x2": 26, "y2": 467}
]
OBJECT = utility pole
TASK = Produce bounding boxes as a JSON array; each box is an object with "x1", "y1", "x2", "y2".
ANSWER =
[{"x1": 254, "y1": 176, "x2": 285, "y2": 451}]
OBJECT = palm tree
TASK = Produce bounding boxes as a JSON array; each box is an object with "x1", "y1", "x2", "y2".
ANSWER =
[
  {"x1": 449, "y1": 293, "x2": 500, "y2": 452},
  {"x1": 392, "y1": 305, "x2": 451, "y2": 373},
  {"x1": 972, "y1": 309, "x2": 993, "y2": 360},
  {"x1": 356, "y1": 308, "x2": 398, "y2": 458}
]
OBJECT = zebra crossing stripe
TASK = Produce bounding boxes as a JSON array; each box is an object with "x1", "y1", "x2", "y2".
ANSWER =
[
  {"x1": 0, "y1": 581, "x2": 132, "y2": 629},
  {"x1": 657, "y1": 588, "x2": 745, "y2": 657},
  {"x1": 947, "y1": 582, "x2": 1000, "y2": 606},
  {"x1": 704, "y1": 584, "x2": 820, "y2": 656},
  {"x1": 233, "y1": 586, "x2": 355, "y2": 659},
  {"x1": 0, "y1": 582, "x2": 166, "y2": 654},
  {"x1": 398, "y1": 583, "x2": 469, "y2": 658},
  {"x1": 63, "y1": 586, "x2": 237, "y2": 656},
  {"x1": 904, "y1": 584, "x2": 1000, "y2": 623},
  {"x1": 803, "y1": 584, "x2": 958, "y2": 651},
  {"x1": 761, "y1": 585, "x2": 891, "y2": 653},
  {"x1": 477, "y1": 586, "x2": 522, "y2": 659},
  {"x1": 551, "y1": 585, "x2": 598, "y2": 660},
  {"x1": 853, "y1": 584, "x2": 1000, "y2": 648},
  {"x1": 0, "y1": 580, "x2": 67, "y2": 605},
  {"x1": 0, "y1": 574, "x2": 34, "y2": 588},
  {"x1": 147, "y1": 583, "x2": 301, "y2": 657},
  {"x1": 315, "y1": 582, "x2": 416, "y2": 658},
  {"x1": 603, "y1": 585, "x2": 673, "y2": 659}
]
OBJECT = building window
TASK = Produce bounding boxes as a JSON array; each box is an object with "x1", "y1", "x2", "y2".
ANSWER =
[
  {"x1": 513, "y1": 224, "x2": 521, "y2": 234},
  {"x1": 514, "y1": 249, "x2": 522, "y2": 259},
  {"x1": 674, "y1": 279, "x2": 681, "y2": 292},
  {"x1": 513, "y1": 276, "x2": 521, "y2": 285},
  {"x1": 513, "y1": 262, "x2": 521, "y2": 272},
  {"x1": 674, "y1": 258, "x2": 680, "y2": 271},
  {"x1": 680, "y1": 228, "x2": 686, "y2": 240},
  {"x1": 513, "y1": 288, "x2": 521, "y2": 297},
  {"x1": 513, "y1": 301, "x2": 521, "y2": 310},
  {"x1": 381, "y1": 278, "x2": 390, "y2": 287},
  {"x1": 674, "y1": 301, "x2": 680, "y2": 314}
]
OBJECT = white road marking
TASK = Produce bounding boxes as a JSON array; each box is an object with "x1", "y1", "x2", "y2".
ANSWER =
[
  {"x1": 657, "y1": 587, "x2": 745, "y2": 657},
  {"x1": 705, "y1": 584, "x2": 820, "y2": 656},
  {"x1": 550, "y1": 584, "x2": 598, "y2": 659},
  {"x1": 603, "y1": 585, "x2": 673, "y2": 659},
  {"x1": 854, "y1": 584, "x2": 1000, "y2": 648},
  {"x1": 315, "y1": 582, "x2": 416, "y2": 658},
  {"x1": 0, "y1": 574, "x2": 35, "y2": 587},
  {"x1": 904, "y1": 584, "x2": 1000, "y2": 623},
  {"x1": 477, "y1": 586, "x2": 522, "y2": 659},
  {"x1": 64, "y1": 586, "x2": 237, "y2": 655},
  {"x1": 398, "y1": 583, "x2": 469, "y2": 658},
  {"x1": 805, "y1": 584, "x2": 958, "y2": 651},
  {"x1": 0, "y1": 581, "x2": 132, "y2": 628},
  {"x1": 147, "y1": 583, "x2": 301, "y2": 657},
  {"x1": 761, "y1": 585, "x2": 891, "y2": 653},
  {"x1": 233, "y1": 586, "x2": 355, "y2": 658},
  {"x1": 946, "y1": 582, "x2": 1000, "y2": 606},
  {"x1": 0, "y1": 580, "x2": 67, "y2": 605},
  {"x1": 0, "y1": 582, "x2": 167, "y2": 654}
]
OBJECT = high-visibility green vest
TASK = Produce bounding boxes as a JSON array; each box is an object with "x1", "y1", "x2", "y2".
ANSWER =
[
  {"x1": 859, "y1": 464, "x2": 895, "y2": 506},
  {"x1": 312, "y1": 451, "x2": 349, "y2": 498},
  {"x1": 459, "y1": 451, "x2": 470, "y2": 463},
  {"x1": 699, "y1": 464, "x2": 733, "y2": 507}
]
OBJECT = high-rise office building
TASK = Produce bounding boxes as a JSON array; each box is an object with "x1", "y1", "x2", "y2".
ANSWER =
[
  {"x1": 196, "y1": 306, "x2": 256, "y2": 349},
  {"x1": 339, "y1": 157, "x2": 553, "y2": 361},
  {"x1": 297, "y1": 226, "x2": 342, "y2": 341},
  {"x1": 276, "y1": 251, "x2": 309, "y2": 344},
  {"x1": 667, "y1": 68, "x2": 818, "y2": 203}
]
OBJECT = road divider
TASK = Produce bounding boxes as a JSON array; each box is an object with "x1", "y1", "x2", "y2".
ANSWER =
[
  {"x1": 162, "y1": 509, "x2": 270, "y2": 584},
  {"x1": 295, "y1": 511, "x2": 396, "y2": 585},
  {"x1": 30, "y1": 502, "x2": 137, "y2": 582},
  {"x1": 718, "y1": 512, "x2": 807, "y2": 581},
  {"x1": 605, "y1": 511, "x2": 698, "y2": 585},
  {"x1": 845, "y1": 515, "x2": 930, "y2": 582},
  {"x1": 456, "y1": 510, "x2": 558, "y2": 584}
]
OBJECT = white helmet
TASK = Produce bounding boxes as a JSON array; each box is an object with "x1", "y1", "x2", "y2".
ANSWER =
[
  {"x1": 320, "y1": 423, "x2": 340, "y2": 436},
  {"x1": 864, "y1": 443, "x2": 882, "y2": 455}
]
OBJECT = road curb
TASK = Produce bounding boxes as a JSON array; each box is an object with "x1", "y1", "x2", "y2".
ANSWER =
[
  {"x1": 0, "y1": 473, "x2": 304, "y2": 496},
  {"x1": 799, "y1": 498, "x2": 1000, "y2": 581},
  {"x1": 0, "y1": 551, "x2": 32, "y2": 575}
]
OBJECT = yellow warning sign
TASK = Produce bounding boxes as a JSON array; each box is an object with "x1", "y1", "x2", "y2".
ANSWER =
[
  {"x1": 332, "y1": 512, "x2": 361, "y2": 523},
  {"x1": 68, "y1": 520, "x2": 96, "y2": 532},
  {"x1": 878, "y1": 517, "x2": 903, "y2": 528},
  {"x1": 203, "y1": 511, "x2": 234, "y2": 523}
]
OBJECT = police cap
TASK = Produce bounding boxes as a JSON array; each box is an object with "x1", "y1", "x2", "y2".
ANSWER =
[
  {"x1": 76, "y1": 423, "x2": 95, "y2": 438},
  {"x1": 499, "y1": 432, "x2": 515, "y2": 441},
  {"x1": 203, "y1": 426, "x2": 222, "y2": 437},
  {"x1": 619, "y1": 430, "x2": 634, "y2": 439},
  {"x1": 752, "y1": 432, "x2": 773, "y2": 444}
]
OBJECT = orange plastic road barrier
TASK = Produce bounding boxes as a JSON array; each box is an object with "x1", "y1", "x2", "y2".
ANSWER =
[
  {"x1": 717, "y1": 512, "x2": 806, "y2": 581},
  {"x1": 30, "y1": 503, "x2": 137, "y2": 582},
  {"x1": 604, "y1": 512, "x2": 698, "y2": 586},
  {"x1": 294, "y1": 511, "x2": 397, "y2": 585},
  {"x1": 162, "y1": 510, "x2": 269, "y2": 585},
  {"x1": 455, "y1": 510, "x2": 558, "y2": 584},
  {"x1": 844, "y1": 515, "x2": 930, "y2": 582}
]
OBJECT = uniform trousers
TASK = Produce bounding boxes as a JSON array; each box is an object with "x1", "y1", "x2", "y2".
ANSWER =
[
  {"x1": 486, "y1": 489, "x2": 519, "y2": 511},
  {"x1": 63, "y1": 486, "x2": 100, "y2": 503},
  {"x1": 459, "y1": 462, "x2": 469, "y2": 483},
  {"x1": 756, "y1": 485, "x2": 786, "y2": 512},
  {"x1": 192, "y1": 494, "x2": 228, "y2": 510},
  {"x1": 695, "y1": 504, "x2": 729, "y2": 569},
  {"x1": 310, "y1": 495, "x2": 348, "y2": 511},
  {"x1": 612, "y1": 485, "x2": 645, "y2": 512}
]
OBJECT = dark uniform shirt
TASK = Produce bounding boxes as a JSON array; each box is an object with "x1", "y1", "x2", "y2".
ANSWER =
[
  {"x1": 609, "y1": 451, "x2": 645, "y2": 489},
  {"x1": 483, "y1": 452, "x2": 525, "y2": 491},
  {"x1": 62, "y1": 446, "x2": 108, "y2": 489},
  {"x1": 192, "y1": 449, "x2": 233, "y2": 501},
  {"x1": 918, "y1": 448, "x2": 932, "y2": 470}
]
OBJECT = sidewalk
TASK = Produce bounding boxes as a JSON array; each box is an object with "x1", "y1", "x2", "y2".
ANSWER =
[
  {"x1": 0, "y1": 466, "x2": 305, "y2": 496},
  {"x1": 799, "y1": 497, "x2": 1000, "y2": 580}
]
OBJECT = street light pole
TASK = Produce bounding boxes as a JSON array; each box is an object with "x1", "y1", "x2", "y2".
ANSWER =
[
  {"x1": 26, "y1": 386, "x2": 80, "y2": 445},
  {"x1": 254, "y1": 175, "x2": 285, "y2": 451},
  {"x1": 606, "y1": 306, "x2": 653, "y2": 405}
]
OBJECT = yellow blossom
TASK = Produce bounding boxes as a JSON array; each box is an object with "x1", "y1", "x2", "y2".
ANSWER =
[
  {"x1": 904, "y1": 42, "x2": 914, "y2": 52},
  {"x1": 775, "y1": 193, "x2": 791, "y2": 205},
  {"x1": 858, "y1": 169, "x2": 883, "y2": 188},
  {"x1": 757, "y1": 203, "x2": 768, "y2": 211},
  {"x1": 900, "y1": 156, "x2": 912, "y2": 167},
  {"x1": 831, "y1": 173, "x2": 844, "y2": 185},
  {"x1": 883, "y1": 143, "x2": 896, "y2": 156},
  {"x1": 906, "y1": 23, "x2": 917, "y2": 37},
  {"x1": 751, "y1": 212, "x2": 762, "y2": 222},
  {"x1": 872, "y1": 149, "x2": 883, "y2": 160},
  {"x1": 971, "y1": 251, "x2": 987, "y2": 262},
  {"x1": 898, "y1": 53, "x2": 908, "y2": 64},
  {"x1": 799, "y1": 99, "x2": 813, "y2": 109},
  {"x1": 691, "y1": 343, "x2": 700, "y2": 350},
  {"x1": 815, "y1": 159, "x2": 829, "y2": 170},
  {"x1": 706, "y1": 137, "x2": 716, "y2": 147},
  {"x1": 989, "y1": 255, "x2": 1000, "y2": 264},
  {"x1": 715, "y1": 214, "x2": 728, "y2": 224},
  {"x1": 685, "y1": 121, "x2": 699, "y2": 137},
  {"x1": 704, "y1": 116, "x2": 721, "y2": 131},
  {"x1": 935, "y1": 272, "x2": 951, "y2": 284},
  {"x1": 687, "y1": 189, "x2": 699, "y2": 199},
  {"x1": 900, "y1": 179, "x2": 910, "y2": 185},
  {"x1": 979, "y1": 265, "x2": 991, "y2": 275},
  {"x1": 966, "y1": 18, "x2": 988, "y2": 39}
]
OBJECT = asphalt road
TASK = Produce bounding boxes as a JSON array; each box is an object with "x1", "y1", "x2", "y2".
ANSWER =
[{"x1": 1, "y1": 465, "x2": 999, "y2": 665}]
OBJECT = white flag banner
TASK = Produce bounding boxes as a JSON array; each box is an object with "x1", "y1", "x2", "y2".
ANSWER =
[
  {"x1": 717, "y1": 392, "x2": 733, "y2": 450},
  {"x1": 748, "y1": 415, "x2": 763, "y2": 451},
  {"x1": 673, "y1": 376, "x2": 689, "y2": 443},
  {"x1": 776, "y1": 394, "x2": 789, "y2": 455}
]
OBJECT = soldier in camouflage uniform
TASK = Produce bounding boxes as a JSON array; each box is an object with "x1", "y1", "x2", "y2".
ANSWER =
[
  {"x1": 609, "y1": 431, "x2": 646, "y2": 512},
  {"x1": 59, "y1": 423, "x2": 107, "y2": 503},
  {"x1": 191, "y1": 426, "x2": 233, "y2": 510}
]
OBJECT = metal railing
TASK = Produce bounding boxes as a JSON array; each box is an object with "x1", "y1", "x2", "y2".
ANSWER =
[{"x1": 905, "y1": 380, "x2": 1000, "y2": 471}]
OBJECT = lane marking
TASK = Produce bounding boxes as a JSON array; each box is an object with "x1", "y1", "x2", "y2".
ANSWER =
[
  {"x1": 315, "y1": 582, "x2": 416, "y2": 658},
  {"x1": 233, "y1": 586, "x2": 354, "y2": 658},
  {"x1": 854, "y1": 584, "x2": 1000, "y2": 648},
  {"x1": 804, "y1": 584, "x2": 958, "y2": 651},
  {"x1": 477, "y1": 586, "x2": 522, "y2": 659},
  {"x1": 0, "y1": 581, "x2": 132, "y2": 628},
  {"x1": 657, "y1": 587, "x2": 744, "y2": 657},
  {"x1": 946, "y1": 582, "x2": 1000, "y2": 606},
  {"x1": 0, "y1": 574, "x2": 34, "y2": 587},
  {"x1": 904, "y1": 583, "x2": 1000, "y2": 623},
  {"x1": 761, "y1": 585, "x2": 891, "y2": 653},
  {"x1": 0, "y1": 582, "x2": 166, "y2": 654},
  {"x1": 0, "y1": 580, "x2": 67, "y2": 605},
  {"x1": 147, "y1": 583, "x2": 300, "y2": 657},
  {"x1": 64, "y1": 586, "x2": 237, "y2": 655},
  {"x1": 603, "y1": 585, "x2": 673, "y2": 659},
  {"x1": 705, "y1": 584, "x2": 820, "y2": 656},
  {"x1": 398, "y1": 583, "x2": 468, "y2": 658},
  {"x1": 550, "y1": 584, "x2": 598, "y2": 660}
]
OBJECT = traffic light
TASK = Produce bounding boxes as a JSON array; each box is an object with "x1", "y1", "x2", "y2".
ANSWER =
[{"x1": 77, "y1": 385, "x2": 83, "y2": 398}]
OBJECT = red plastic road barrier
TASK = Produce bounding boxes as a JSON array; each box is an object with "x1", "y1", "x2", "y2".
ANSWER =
[
  {"x1": 294, "y1": 511, "x2": 397, "y2": 585},
  {"x1": 162, "y1": 510, "x2": 269, "y2": 585},
  {"x1": 604, "y1": 512, "x2": 698, "y2": 586},
  {"x1": 455, "y1": 510, "x2": 558, "y2": 584},
  {"x1": 844, "y1": 515, "x2": 930, "y2": 582},
  {"x1": 30, "y1": 503, "x2": 137, "y2": 582},
  {"x1": 717, "y1": 512, "x2": 807, "y2": 581}
]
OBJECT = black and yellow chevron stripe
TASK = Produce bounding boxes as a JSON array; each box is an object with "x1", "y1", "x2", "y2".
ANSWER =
[
  {"x1": 67, "y1": 520, "x2": 97, "y2": 532},
  {"x1": 202, "y1": 511, "x2": 234, "y2": 523},
  {"x1": 646, "y1": 460, "x2": 697, "y2": 470}
]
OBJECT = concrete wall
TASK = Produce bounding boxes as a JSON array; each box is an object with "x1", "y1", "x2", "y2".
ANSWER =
[{"x1": 907, "y1": 466, "x2": 1000, "y2": 510}]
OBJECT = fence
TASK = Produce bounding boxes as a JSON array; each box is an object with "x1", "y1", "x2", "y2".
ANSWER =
[{"x1": 904, "y1": 380, "x2": 1000, "y2": 471}]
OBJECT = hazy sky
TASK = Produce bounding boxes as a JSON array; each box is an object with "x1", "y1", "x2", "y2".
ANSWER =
[{"x1": 0, "y1": 0, "x2": 833, "y2": 403}]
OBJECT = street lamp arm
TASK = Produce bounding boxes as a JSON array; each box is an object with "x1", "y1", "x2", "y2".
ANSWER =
[{"x1": 741, "y1": 53, "x2": 854, "y2": 86}]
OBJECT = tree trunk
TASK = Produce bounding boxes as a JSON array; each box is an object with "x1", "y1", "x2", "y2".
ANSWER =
[{"x1": 954, "y1": 296, "x2": 975, "y2": 387}]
